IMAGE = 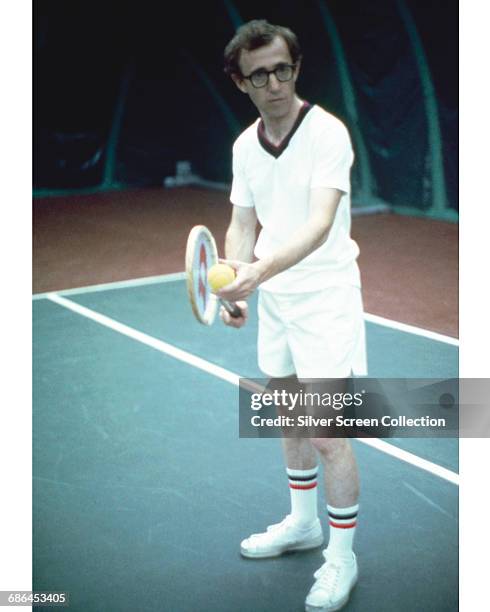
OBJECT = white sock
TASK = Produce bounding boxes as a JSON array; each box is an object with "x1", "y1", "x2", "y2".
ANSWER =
[
  {"x1": 286, "y1": 466, "x2": 319, "y2": 527},
  {"x1": 326, "y1": 503, "x2": 359, "y2": 562}
]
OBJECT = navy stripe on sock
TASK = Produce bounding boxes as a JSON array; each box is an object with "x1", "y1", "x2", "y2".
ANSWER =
[
  {"x1": 288, "y1": 475, "x2": 318, "y2": 483},
  {"x1": 328, "y1": 511, "x2": 358, "y2": 521}
]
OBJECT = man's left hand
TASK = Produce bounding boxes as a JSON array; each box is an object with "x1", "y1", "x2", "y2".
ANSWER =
[{"x1": 216, "y1": 259, "x2": 265, "y2": 301}]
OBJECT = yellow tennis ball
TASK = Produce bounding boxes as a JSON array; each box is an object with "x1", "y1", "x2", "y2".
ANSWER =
[{"x1": 208, "y1": 263, "x2": 236, "y2": 291}]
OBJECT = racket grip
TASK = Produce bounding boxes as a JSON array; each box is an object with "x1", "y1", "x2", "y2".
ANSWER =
[{"x1": 220, "y1": 299, "x2": 242, "y2": 318}]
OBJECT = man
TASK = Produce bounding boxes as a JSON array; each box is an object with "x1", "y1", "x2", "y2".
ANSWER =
[{"x1": 218, "y1": 20, "x2": 367, "y2": 612}]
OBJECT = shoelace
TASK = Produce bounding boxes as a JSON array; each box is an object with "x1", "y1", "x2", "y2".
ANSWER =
[
  {"x1": 249, "y1": 516, "x2": 294, "y2": 541},
  {"x1": 313, "y1": 561, "x2": 341, "y2": 593}
]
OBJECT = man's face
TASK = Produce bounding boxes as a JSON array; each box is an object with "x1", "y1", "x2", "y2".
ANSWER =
[{"x1": 233, "y1": 36, "x2": 300, "y2": 120}]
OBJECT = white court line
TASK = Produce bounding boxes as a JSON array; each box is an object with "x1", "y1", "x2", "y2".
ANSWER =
[
  {"x1": 46, "y1": 292, "x2": 239, "y2": 387},
  {"x1": 35, "y1": 272, "x2": 459, "y2": 346},
  {"x1": 361, "y1": 438, "x2": 458, "y2": 485},
  {"x1": 364, "y1": 312, "x2": 459, "y2": 346},
  {"x1": 45, "y1": 292, "x2": 459, "y2": 486},
  {"x1": 32, "y1": 272, "x2": 187, "y2": 300}
]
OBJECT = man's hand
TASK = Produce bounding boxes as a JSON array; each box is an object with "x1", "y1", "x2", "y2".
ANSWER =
[
  {"x1": 220, "y1": 300, "x2": 248, "y2": 328},
  {"x1": 217, "y1": 259, "x2": 264, "y2": 302}
]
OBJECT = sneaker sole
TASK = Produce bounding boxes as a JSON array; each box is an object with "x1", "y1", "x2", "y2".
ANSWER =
[
  {"x1": 240, "y1": 533, "x2": 324, "y2": 559},
  {"x1": 304, "y1": 568, "x2": 358, "y2": 612}
]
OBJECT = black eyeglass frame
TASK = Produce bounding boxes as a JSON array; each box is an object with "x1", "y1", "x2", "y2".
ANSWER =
[{"x1": 241, "y1": 63, "x2": 297, "y2": 88}]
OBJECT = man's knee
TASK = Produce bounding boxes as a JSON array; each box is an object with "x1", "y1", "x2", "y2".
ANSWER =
[
  {"x1": 267, "y1": 375, "x2": 299, "y2": 418},
  {"x1": 310, "y1": 437, "x2": 350, "y2": 459}
]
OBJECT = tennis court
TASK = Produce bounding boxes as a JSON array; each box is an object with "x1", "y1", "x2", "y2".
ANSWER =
[
  {"x1": 32, "y1": 2, "x2": 460, "y2": 609},
  {"x1": 33, "y1": 269, "x2": 458, "y2": 612}
]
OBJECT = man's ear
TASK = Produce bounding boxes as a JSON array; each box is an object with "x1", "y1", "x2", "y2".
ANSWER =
[
  {"x1": 231, "y1": 73, "x2": 247, "y2": 93},
  {"x1": 293, "y1": 58, "x2": 302, "y2": 82}
]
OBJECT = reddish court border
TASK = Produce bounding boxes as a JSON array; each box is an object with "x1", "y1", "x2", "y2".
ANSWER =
[{"x1": 32, "y1": 187, "x2": 458, "y2": 338}]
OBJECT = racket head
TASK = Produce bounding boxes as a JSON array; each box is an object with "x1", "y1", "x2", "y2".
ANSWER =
[{"x1": 185, "y1": 225, "x2": 219, "y2": 325}]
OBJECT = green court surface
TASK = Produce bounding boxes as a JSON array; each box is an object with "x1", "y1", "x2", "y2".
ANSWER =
[{"x1": 33, "y1": 278, "x2": 458, "y2": 612}]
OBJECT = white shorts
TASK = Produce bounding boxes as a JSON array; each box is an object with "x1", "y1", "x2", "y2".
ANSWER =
[{"x1": 257, "y1": 286, "x2": 367, "y2": 379}]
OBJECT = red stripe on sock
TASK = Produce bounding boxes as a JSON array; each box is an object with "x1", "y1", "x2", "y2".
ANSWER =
[
  {"x1": 329, "y1": 520, "x2": 357, "y2": 529},
  {"x1": 289, "y1": 482, "x2": 317, "y2": 490}
]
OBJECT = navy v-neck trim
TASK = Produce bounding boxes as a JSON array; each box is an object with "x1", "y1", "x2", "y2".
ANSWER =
[{"x1": 257, "y1": 101, "x2": 312, "y2": 158}]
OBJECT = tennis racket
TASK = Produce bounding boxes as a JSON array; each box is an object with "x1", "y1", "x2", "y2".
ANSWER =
[{"x1": 185, "y1": 225, "x2": 241, "y2": 325}]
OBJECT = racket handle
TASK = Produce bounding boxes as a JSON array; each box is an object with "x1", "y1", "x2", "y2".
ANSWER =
[{"x1": 220, "y1": 299, "x2": 242, "y2": 318}]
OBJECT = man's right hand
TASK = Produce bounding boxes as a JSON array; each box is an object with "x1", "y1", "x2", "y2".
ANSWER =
[{"x1": 220, "y1": 301, "x2": 248, "y2": 328}]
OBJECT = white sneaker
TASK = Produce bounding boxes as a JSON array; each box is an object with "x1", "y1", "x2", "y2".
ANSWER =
[
  {"x1": 305, "y1": 551, "x2": 358, "y2": 612},
  {"x1": 240, "y1": 515, "x2": 324, "y2": 559}
]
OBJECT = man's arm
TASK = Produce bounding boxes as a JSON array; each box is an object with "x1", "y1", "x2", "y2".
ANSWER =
[
  {"x1": 219, "y1": 187, "x2": 342, "y2": 301},
  {"x1": 225, "y1": 204, "x2": 258, "y2": 262},
  {"x1": 219, "y1": 204, "x2": 258, "y2": 327}
]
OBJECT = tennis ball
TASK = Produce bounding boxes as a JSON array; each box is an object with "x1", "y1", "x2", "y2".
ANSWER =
[{"x1": 208, "y1": 263, "x2": 236, "y2": 291}]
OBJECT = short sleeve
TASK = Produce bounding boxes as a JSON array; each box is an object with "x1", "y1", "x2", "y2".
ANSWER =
[
  {"x1": 310, "y1": 122, "x2": 354, "y2": 193},
  {"x1": 230, "y1": 140, "x2": 255, "y2": 208}
]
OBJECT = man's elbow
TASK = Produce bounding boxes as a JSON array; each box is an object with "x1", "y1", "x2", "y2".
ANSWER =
[
  {"x1": 231, "y1": 221, "x2": 256, "y2": 241},
  {"x1": 315, "y1": 222, "x2": 333, "y2": 248}
]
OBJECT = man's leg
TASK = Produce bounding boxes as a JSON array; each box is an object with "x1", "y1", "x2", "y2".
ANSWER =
[
  {"x1": 301, "y1": 377, "x2": 359, "y2": 612},
  {"x1": 281, "y1": 437, "x2": 319, "y2": 527},
  {"x1": 311, "y1": 435, "x2": 359, "y2": 507},
  {"x1": 240, "y1": 378, "x2": 324, "y2": 558},
  {"x1": 310, "y1": 437, "x2": 359, "y2": 556},
  {"x1": 304, "y1": 438, "x2": 359, "y2": 612},
  {"x1": 279, "y1": 375, "x2": 320, "y2": 525}
]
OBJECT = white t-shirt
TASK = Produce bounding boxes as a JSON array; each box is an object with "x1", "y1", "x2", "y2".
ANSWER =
[{"x1": 230, "y1": 103, "x2": 361, "y2": 293}]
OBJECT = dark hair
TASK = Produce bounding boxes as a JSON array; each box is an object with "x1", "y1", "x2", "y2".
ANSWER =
[{"x1": 224, "y1": 19, "x2": 302, "y2": 77}]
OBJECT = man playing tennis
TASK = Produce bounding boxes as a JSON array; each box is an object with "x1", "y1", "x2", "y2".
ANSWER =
[{"x1": 218, "y1": 20, "x2": 367, "y2": 612}]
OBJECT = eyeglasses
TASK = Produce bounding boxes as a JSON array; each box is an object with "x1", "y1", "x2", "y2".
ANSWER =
[{"x1": 242, "y1": 63, "x2": 296, "y2": 89}]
